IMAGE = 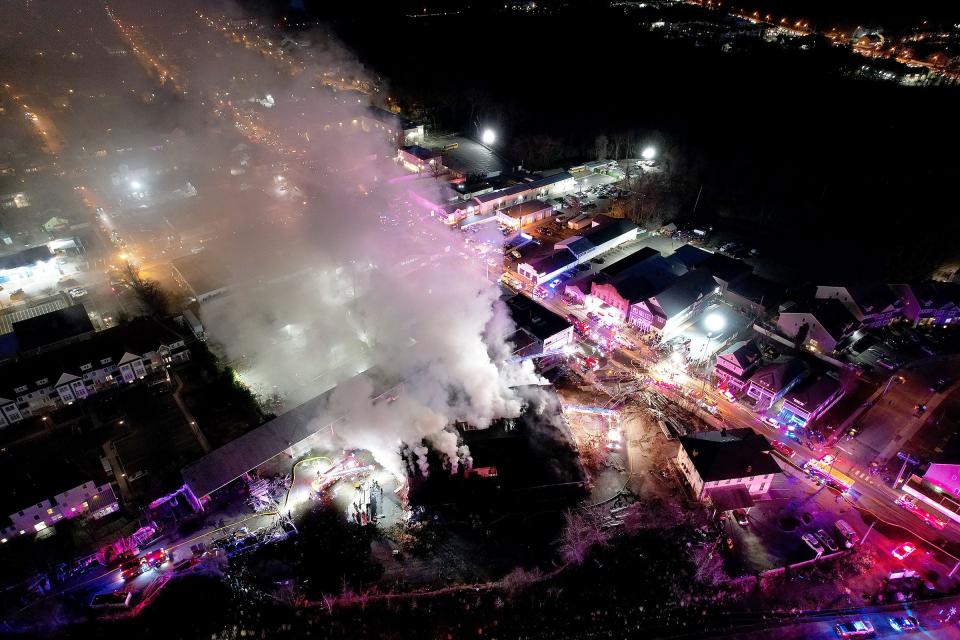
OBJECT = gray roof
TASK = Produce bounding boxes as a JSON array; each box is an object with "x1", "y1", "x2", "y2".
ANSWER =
[
  {"x1": 668, "y1": 244, "x2": 711, "y2": 270},
  {"x1": 749, "y1": 358, "x2": 806, "y2": 394},
  {"x1": 182, "y1": 367, "x2": 399, "y2": 498},
  {"x1": 651, "y1": 269, "x2": 718, "y2": 318},
  {"x1": 474, "y1": 173, "x2": 573, "y2": 205},
  {"x1": 787, "y1": 298, "x2": 859, "y2": 340},
  {"x1": 717, "y1": 340, "x2": 762, "y2": 371},
  {"x1": 526, "y1": 249, "x2": 577, "y2": 276}
]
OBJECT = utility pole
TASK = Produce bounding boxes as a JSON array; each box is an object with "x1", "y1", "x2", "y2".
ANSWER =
[{"x1": 692, "y1": 184, "x2": 704, "y2": 215}]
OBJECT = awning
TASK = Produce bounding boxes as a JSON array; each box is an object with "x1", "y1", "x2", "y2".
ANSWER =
[{"x1": 707, "y1": 486, "x2": 755, "y2": 512}]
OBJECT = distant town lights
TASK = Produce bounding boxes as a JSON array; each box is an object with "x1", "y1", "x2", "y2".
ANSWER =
[
  {"x1": 481, "y1": 128, "x2": 496, "y2": 145},
  {"x1": 641, "y1": 146, "x2": 657, "y2": 161}
]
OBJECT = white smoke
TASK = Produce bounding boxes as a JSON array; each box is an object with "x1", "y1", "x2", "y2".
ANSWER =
[{"x1": 181, "y1": 10, "x2": 544, "y2": 479}]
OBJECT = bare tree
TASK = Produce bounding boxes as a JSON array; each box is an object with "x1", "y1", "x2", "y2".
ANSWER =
[
  {"x1": 593, "y1": 134, "x2": 609, "y2": 161},
  {"x1": 120, "y1": 260, "x2": 169, "y2": 318}
]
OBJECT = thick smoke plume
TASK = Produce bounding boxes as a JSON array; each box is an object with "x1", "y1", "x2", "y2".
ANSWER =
[{"x1": 187, "y1": 10, "x2": 542, "y2": 478}]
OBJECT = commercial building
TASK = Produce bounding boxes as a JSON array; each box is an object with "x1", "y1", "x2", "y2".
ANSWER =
[
  {"x1": 892, "y1": 282, "x2": 960, "y2": 326},
  {"x1": 696, "y1": 252, "x2": 752, "y2": 292},
  {"x1": 777, "y1": 298, "x2": 860, "y2": 354},
  {"x1": 587, "y1": 249, "x2": 682, "y2": 323},
  {"x1": 713, "y1": 340, "x2": 762, "y2": 395},
  {"x1": 724, "y1": 274, "x2": 785, "y2": 317},
  {"x1": 362, "y1": 106, "x2": 423, "y2": 146},
  {"x1": 398, "y1": 145, "x2": 445, "y2": 174},
  {"x1": 555, "y1": 217, "x2": 639, "y2": 263},
  {"x1": 473, "y1": 173, "x2": 575, "y2": 215},
  {"x1": 901, "y1": 440, "x2": 960, "y2": 525},
  {"x1": 517, "y1": 217, "x2": 639, "y2": 285},
  {"x1": 11, "y1": 304, "x2": 95, "y2": 356},
  {"x1": 518, "y1": 249, "x2": 578, "y2": 285},
  {"x1": 182, "y1": 367, "x2": 401, "y2": 500},
  {"x1": 0, "y1": 318, "x2": 189, "y2": 426},
  {"x1": 495, "y1": 199, "x2": 554, "y2": 230},
  {"x1": 745, "y1": 358, "x2": 806, "y2": 411},
  {"x1": 628, "y1": 269, "x2": 720, "y2": 334},
  {"x1": 504, "y1": 294, "x2": 573, "y2": 355},
  {"x1": 778, "y1": 374, "x2": 844, "y2": 428},
  {"x1": 1, "y1": 479, "x2": 119, "y2": 541},
  {"x1": 815, "y1": 284, "x2": 903, "y2": 328},
  {"x1": 676, "y1": 428, "x2": 782, "y2": 502}
]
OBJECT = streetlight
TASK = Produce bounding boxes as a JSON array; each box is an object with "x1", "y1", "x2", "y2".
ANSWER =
[
  {"x1": 641, "y1": 146, "x2": 657, "y2": 161},
  {"x1": 481, "y1": 128, "x2": 496, "y2": 145},
  {"x1": 704, "y1": 312, "x2": 725, "y2": 334}
]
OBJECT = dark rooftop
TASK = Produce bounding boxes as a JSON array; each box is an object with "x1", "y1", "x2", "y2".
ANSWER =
[
  {"x1": 679, "y1": 428, "x2": 782, "y2": 482},
  {"x1": 668, "y1": 244, "x2": 711, "y2": 270},
  {"x1": 784, "y1": 375, "x2": 842, "y2": 411},
  {"x1": 598, "y1": 246, "x2": 661, "y2": 279},
  {"x1": 12, "y1": 305, "x2": 94, "y2": 354},
  {"x1": 749, "y1": 358, "x2": 807, "y2": 394},
  {"x1": 504, "y1": 294, "x2": 571, "y2": 342},
  {"x1": 651, "y1": 269, "x2": 718, "y2": 318},
  {"x1": 786, "y1": 298, "x2": 859, "y2": 340},
  {"x1": 499, "y1": 199, "x2": 552, "y2": 219},
  {"x1": 525, "y1": 249, "x2": 577, "y2": 275},
  {"x1": 0, "y1": 318, "x2": 183, "y2": 399},
  {"x1": 727, "y1": 273, "x2": 786, "y2": 309},
  {"x1": 0, "y1": 246, "x2": 54, "y2": 271},
  {"x1": 697, "y1": 252, "x2": 753, "y2": 284}
]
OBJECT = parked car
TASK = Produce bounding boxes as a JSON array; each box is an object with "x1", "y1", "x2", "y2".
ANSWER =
[
  {"x1": 771, "y1": 441, "x2": 795, "y2": 458},
  {"x1": 119, "y1": 560, "x2": 145, "y2": 581},
  {"x1": 801, "y1": 533, "x2": 824, "y2": 555},
  {"x1": 888, "y1": 616, "x2": 920, "y2": 632},
  {"x1": 68, "y1": 287, "x2": 87, "y2": 298},
  {"x1": 816, "y1": 529, "x2": 839, "y2": 553},
  {"x1": 892, "y1": 542, "x2": 917, "y2": 560},
  {"x1": 835, "y1": 520, "x2": 860, "y2": 546},
  {"x1": 930, "y1": 378, "x2": 950, "y2": 393},
  {"x1": 877, "y1": 356, "x2": 901, "y2": 371},
  {"x1": 733, "y1": 510, "x2": 749, "y2": 526},
  {"x1": 834, "y1": 619, "x2": 875, "y2": 638}
]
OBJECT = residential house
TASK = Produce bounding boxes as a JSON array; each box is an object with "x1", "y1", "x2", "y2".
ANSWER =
[
  {"x1": 745, "y1": 358, "x2": 806, "y2": 411},
  {"x1": 778, "y1": 374, "x2": 844, "y2": 428},
  {"x1": 714, "y1": 340, "x2": 762, "y2": 394},
  {"x1": 676, "y1": 428, "x2": 782, "y2": 502},
  {"x1": 1, "y1": 479, "x2": 118, "y2": 541},
  {"x1": 815, "y1": 284, "x2": 903, "y2": 328},
  {"x1": 777, "y1": 298, "x2": 859, "y2": 354},
  {"x1": 0, "y1": 318, "x2": 190, "y2": 426},
  {"x1": 891, "y1": 282, "x2": 960, "y2": 326}
]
